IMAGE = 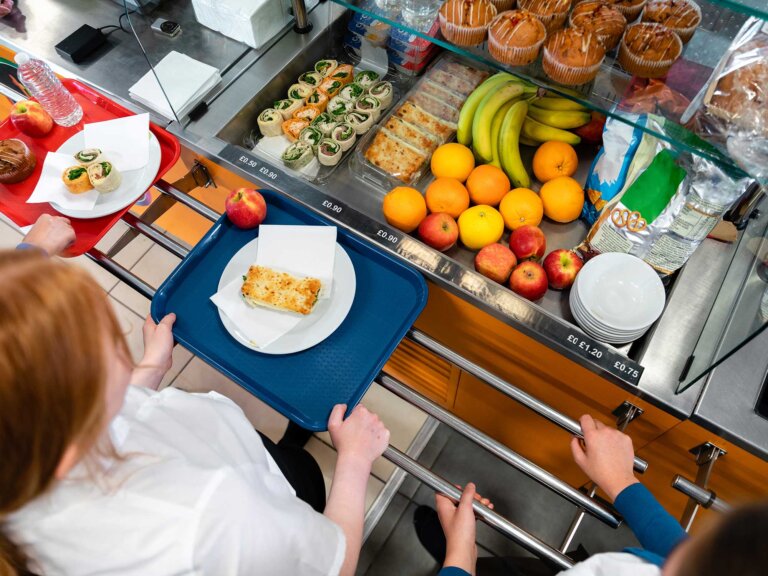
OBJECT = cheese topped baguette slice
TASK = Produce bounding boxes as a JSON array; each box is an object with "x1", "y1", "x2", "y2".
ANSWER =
[{"x1": 241, "y1": 265, "x2": 322, "y2": 316}]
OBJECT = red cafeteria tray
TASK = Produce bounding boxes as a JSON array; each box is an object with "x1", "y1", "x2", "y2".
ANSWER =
[{"x1": 0, "y1": 79, "x2": 180, "y2": 256}]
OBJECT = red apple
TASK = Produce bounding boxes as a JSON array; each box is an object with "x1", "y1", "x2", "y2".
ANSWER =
[
  {"x1": 225, "y1": 188, "x2": 267, "y2": 229},
  {"x1": 509, "y1": 261, "x2": 548, "y2": 301},
  {"x1": 418, "y1": 212, "x2": 458, "y2": 252},
  {"x1": 509, "y1": 225, "x2": 546, "y2": 262},
  {"x1": 475, "y1": 243, "x2": 517, "y2": 284},
  {"x1": 543, "y1": 249, "x2": 584, "y2": 290},
  {"x1": 573, "y1": 112, "x2": 606, "y2": 145},
  {"x1": 10, "y1": 100, "x2": 53, "y2": 137}
]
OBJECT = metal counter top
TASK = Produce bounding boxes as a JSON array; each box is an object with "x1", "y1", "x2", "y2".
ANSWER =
[{"x1": 2, "y1": 1, "x2": 761, "y2": 452}]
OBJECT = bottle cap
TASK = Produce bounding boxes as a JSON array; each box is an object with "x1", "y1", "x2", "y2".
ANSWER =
[{"x1": 14, "y1": 53, "x2": 30, "y2": 65}]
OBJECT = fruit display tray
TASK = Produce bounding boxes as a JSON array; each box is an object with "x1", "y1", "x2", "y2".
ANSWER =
[
  {"x1": 150, "y1": 189, "x2": 427, "y2": 431},
  {"x1": 0, "y1": 79, "x2": 180, "y2": 256}
]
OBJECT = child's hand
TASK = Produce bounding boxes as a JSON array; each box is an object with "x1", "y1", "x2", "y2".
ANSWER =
[
  {"x1": 570, "y1": 414, "x2": 639, "y2": 501},
  {"x1": 328, "y1": 404, "x2": 389, "y2": 469},
  {"x1": 23, "y1": 214, "x2": 75, "y2": 256},
  {"x1": 132, "y1": 314, "x2": 176, "y2": 390},
  {"x1": 436, "y1": 483, "x2": 489, "y2": 574}
]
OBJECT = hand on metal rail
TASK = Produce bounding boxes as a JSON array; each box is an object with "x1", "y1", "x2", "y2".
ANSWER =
[
  {"x1": 436, "y1": 483, "x2": 484, "y2": 575},
  {"x1": 21, "y1": 214, "x2": 75, "y2": 257},
  {"x1": 570, "y1": 414, "x2": 640, "y2": 502}
]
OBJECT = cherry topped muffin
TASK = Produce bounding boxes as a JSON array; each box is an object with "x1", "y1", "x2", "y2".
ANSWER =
[
  {"x1": 576, "y1": 0, "x2": 647, "y2": 21},
  {"x1": 517, "y1": 0, "x2": 572, "y2": 33},
  {"x1": 642, "y1": 0, "x2": 701, "y2": 43},
  {"x1": 569, "y1": 1, "x2": 627, "y2": 50},
  {"x1": 438, "y1": 0, "x2": 498, "y2": 46},
  {"x1": 543, "y1": 27, "x2": 606, "y2": 85},
  {"x1": 488, "y1": 9, "x2": 547, "y2": 65},
  {"x1": 618, "y1": 22, "x2": 683, "y2": 78}
]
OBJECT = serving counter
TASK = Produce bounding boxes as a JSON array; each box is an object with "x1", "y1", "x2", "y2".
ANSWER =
[{"x1": 2, "y1": 0, "x2": 767, "y2": 547}]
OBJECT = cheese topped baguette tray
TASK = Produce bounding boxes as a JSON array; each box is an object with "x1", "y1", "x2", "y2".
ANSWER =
[
  {"x1": 150, "y1": 189, "x2": 427, "y2": 431},
  {"x1": 352, "y1": 53, "x2": 490, "y2": 189}
]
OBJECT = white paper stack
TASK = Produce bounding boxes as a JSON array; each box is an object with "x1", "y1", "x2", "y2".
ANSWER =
[
  {"x1": 191, "y1": 0, "x2": 291, "y2": 50},
  {"x1": 129, "y1": 51, "x2": 221, "y2": 120}
]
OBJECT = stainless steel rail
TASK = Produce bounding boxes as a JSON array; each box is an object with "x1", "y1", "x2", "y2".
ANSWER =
[
  {"x1": 383, "y1": 445, "x2": 575, "y2": 571},
  {"x1": 154, "y1": 179, "x2": 220, "y2": 222},
  {"x1": 86, "y1": 248, "x2": 156, "y2": 299},
  {"x1": 407, "y1": 329, "x2": 649, "y2": 474},
  {"x1": 121, "y1": 212, "x2": 190, "y2": 260},
  {"x1": 673, "y1": 475, "x2": 732, "y2": 514},
  {"x1": 291, "y1": 0, "x2": 312, "y2": 33},
  {"x1": 377, "y1": 374, "x2": 621, "y2": 529}
]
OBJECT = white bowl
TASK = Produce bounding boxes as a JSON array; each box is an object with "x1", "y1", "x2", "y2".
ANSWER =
[{"x1": 575, "y1": 253, "x2": 665, "y2": 332}]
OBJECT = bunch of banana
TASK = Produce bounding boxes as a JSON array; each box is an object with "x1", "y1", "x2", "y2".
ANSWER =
[
  {"x1": 520, "y1": 95, "x2": 592, "y2": 146},
  {"x1": 457, "y1": 78, "x2": 592, "y2": 188}
]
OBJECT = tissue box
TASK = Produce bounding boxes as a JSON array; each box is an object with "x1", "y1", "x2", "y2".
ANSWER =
[{"x1": 191, "y1": 0, "x2": 290, "y2": 50}]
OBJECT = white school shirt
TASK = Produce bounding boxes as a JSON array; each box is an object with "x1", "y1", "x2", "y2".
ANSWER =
[
  {"x1": 9, "y1": 386, "x2": 346, "y2": 576},
  {"x1": 559, "y1": 553, "x2": 661, "y2": 576}
]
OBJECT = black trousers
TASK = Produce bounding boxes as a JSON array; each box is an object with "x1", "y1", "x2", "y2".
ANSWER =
[{"x1": 258, "y1": 432, "x2": 327, "y2": 513}]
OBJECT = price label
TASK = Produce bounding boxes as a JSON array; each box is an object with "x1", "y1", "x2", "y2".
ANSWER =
[
  {"x1": 566, "y1": 333, "x2": 604, "y2": 359},
  {"x1": 220, "y1": 145, "x2": 280, "y2": 185},
  {"x1": 321, "y1": 199, "x2": 343, "y2": 214},
  {"x1": 376, "y1": 228, "x2": 400, "y2": 245},
  {"x1": 564, "y1": 333, "x2": 643, "y2": 385}
]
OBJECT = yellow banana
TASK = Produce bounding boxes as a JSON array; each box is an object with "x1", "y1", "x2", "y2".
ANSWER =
[
  {"x1": 472, "y1": 82, "x2": 526, "y2": 163},
  {"x1": 490, "y1": 99, "x2": 519, "y2": 168},
  {"x1": 532, "y1": 97, "x2": 589, "y2": 112},
  {"x1": 457, "y1": 73, "x2": 517, "y2": 146},
  {"x1": 519, "y1": 135, "x2": 540, "y2": 147},
  {"x1": 522, "y1": 117, "x2": 581, "y2": 145},
  {"x1": 499, "y1": 100, "x2": 529, "y2": 189},
  {"x1": 527, "y1": 106, "x2": 591, "y2": 129}
]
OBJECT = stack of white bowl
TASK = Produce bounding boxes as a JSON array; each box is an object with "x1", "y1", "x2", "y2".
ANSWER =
[{"x1": 569, "y1": 253, "x2": 666, "y2": 345}]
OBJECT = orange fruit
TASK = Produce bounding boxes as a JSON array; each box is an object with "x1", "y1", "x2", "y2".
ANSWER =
[
  {"x1": 457, "y1": 205, "x2": 504, "y2": 250},
  {"x1": 499, "y1": 188, "x2": 544, "y2": 230},
  {"x1": 466, "y1": 164, "x2": 511, "y2": 207},
  {"x1": 425, "y1": 178, "x2": 471, "y2": 218},
  {"x1": 431, "y1": 143, "x2": 475, "y2": 182},
  {"x1": 539, "y1": 176, "x2": 584, "y2": 223},
  {"x1": 532, "y1": 141, "x2": 579, "y2": 183},
  {"x1": 382, "y1": 186, "x2": 427, "y2": 232}
]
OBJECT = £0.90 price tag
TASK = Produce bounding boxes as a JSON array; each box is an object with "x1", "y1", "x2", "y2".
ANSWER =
[{"x1": 564, "y1": 333, "x2": 643, "y2": 385}]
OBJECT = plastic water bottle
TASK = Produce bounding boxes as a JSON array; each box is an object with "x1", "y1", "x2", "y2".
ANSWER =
[{"x1": 14, "y1": 53, "x2": 83, "y2": 127}]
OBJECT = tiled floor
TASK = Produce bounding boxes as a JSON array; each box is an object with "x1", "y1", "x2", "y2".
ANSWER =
[{"x1": 0, "y1": 216, "x2": 427, "y2": 517}]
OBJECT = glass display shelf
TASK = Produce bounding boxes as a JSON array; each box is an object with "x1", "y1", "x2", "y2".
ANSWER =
[{"x1": 331, "y1": 0, "x2": 762, "y2": 183}]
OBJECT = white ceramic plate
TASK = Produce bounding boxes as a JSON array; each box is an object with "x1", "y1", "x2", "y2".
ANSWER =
[
  {"x1": 570, "y1": 284, "x2": 648, "y2": 339},
  {"x1": 575, "y1": 253, "x2": 665, "y2": 332},
  {"x1": 217, "y1": 237, "x2": 356, "y2": 354},
  {"x1": 51, "y1": 131, "x2": 162, "y2": 219}
]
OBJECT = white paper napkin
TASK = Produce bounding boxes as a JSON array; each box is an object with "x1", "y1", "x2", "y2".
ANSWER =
[
  {"x1": 256, "y1": 225, "x2": 337, "y2": 298},
  {"x1": 128, "y1": 51, "x2": 221, "y2": 120},
  {"x1": 210, "y1": 277, "x2": 303, "y2": 349},
  {"x1": 26, "y1": 153, "x2": 100, "y2": 210},
  {"x1": 84, "y1": 114, "x2": 150, "y2": 171}
]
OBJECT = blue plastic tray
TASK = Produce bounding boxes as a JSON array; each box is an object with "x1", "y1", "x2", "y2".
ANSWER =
[{"x1": 151, "y1": 190, "x2": 427, "y2": 431}]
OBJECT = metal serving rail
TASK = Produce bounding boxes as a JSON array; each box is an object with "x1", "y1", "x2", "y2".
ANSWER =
[{"x1": 74, "y1": 177, "x2": 657, "y2": 569}]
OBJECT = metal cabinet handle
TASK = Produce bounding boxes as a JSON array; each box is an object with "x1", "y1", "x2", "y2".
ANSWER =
[
  {"x1": 407, "y1": 329, "x2": 649, "y2": 474},
  {"x1": 378, "y1": 374, "x2": 621, "y2": 529},
  {"x1": 383, "y1": 445, "x2": 575, "y2": 571},
  {"x1": 672, "y1": 475, "x2": 731, "y2": 514}
]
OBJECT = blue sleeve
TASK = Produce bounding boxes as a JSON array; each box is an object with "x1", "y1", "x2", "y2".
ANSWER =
[
  {"x1": 438, "y1": 568, "x2": 471, "y2": 576},
  {"x1": 15, "y1": 242, "x2": 43, "y2": 252},
  {"x1": 614, "y1": 482, "x2": 687, "y2": 558}
]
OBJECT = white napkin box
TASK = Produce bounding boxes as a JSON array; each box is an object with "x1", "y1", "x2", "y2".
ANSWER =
[{"x1": 191, "y1": 0, "x2": 292, "y2": 50}]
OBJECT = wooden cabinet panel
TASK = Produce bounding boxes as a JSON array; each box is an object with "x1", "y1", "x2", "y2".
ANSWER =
[
  {"x1": 636, "y1": 420, "x2": 768, "y2": 533},
  {"x1": 384, "y1": 338, "x2": 460, "y2": 408},
  {"x1": 414, "y1": 282, "x2": 680, "y2": 478}
]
